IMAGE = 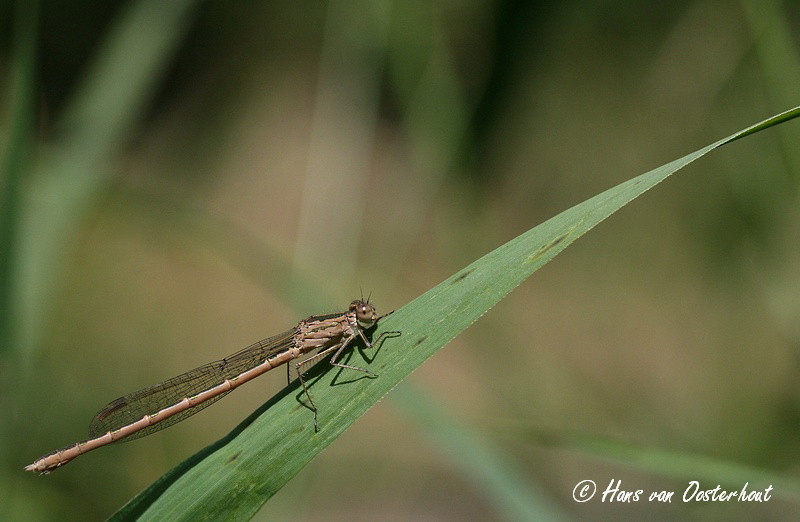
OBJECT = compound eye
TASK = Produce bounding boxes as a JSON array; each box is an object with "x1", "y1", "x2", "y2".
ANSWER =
[{"x1": 355, "y1": 302, "x2": 377, "y2": 327}]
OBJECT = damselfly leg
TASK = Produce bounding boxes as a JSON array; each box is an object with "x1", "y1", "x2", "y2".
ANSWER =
[{"x1": 295, "y1": 322, "x2": 400, "y2": 431}]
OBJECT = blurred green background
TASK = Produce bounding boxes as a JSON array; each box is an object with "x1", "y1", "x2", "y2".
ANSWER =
[{"x1": 2, "y1": 0, "x2": 800, "y2": 520}]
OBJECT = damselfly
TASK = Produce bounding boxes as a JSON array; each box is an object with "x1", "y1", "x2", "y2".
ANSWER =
[{"x1": 26, "y1": 299, "x2": 399, "y2": 474}]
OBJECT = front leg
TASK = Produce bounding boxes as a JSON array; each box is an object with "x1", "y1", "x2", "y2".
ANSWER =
[
  {"x1": 358, "y1": 328, "x2": 401, "y2": 350},
  {"x1": 329, "y1": 333, "x2": 376, "y2": 377}
]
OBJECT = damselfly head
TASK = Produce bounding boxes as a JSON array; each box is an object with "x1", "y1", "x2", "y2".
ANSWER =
[{"x1": 351, "y1": 299, "x2": 378, "y2": 328}]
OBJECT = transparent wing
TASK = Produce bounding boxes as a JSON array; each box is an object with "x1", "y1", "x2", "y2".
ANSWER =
[{"x1": 87, "y1": 329, "x2": 296, "y2": 442}]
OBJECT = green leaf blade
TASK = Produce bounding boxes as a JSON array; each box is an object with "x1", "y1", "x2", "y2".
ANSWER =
[{"x1": 112, "y1": 106, "x2": 800, "y2": 521}]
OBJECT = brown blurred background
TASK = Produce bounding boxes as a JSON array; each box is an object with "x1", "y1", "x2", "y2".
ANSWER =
[{"x1": 2, "y1": 0, "x2": 800, "y2": 520}]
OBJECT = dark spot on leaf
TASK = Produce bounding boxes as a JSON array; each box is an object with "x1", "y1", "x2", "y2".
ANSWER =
[
  {"x1": 415, "y1": 335, "x2": 428, "y2": 346},
  {"x1": 547, "y1": 234, "x2": 568, "y2": 249},
  {"x1": 226, "y1": 451, "x2": 241, "y2": 464},
  {"x1": 451, "y1": 269, "x2": 473, "y2": 284},
  {"x1": 526, "y1": 232, "x2": 571, "y2": 263}
]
